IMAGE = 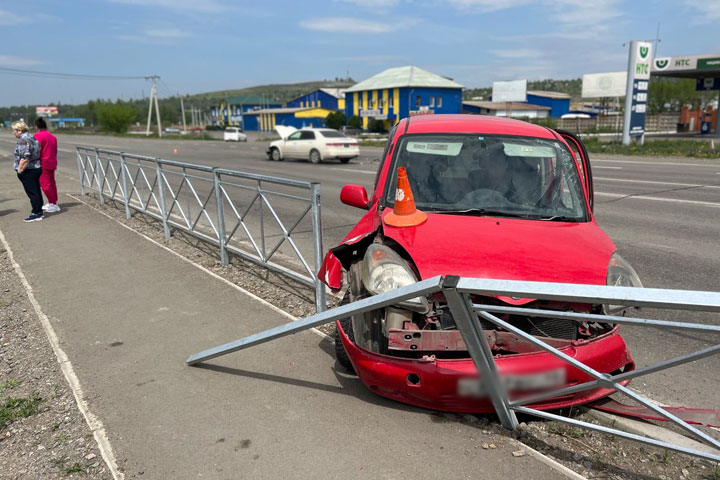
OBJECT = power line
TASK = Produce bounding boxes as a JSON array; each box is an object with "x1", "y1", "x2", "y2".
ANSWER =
[{"x1": 0, "y1": 66, "x2": 148, "y2": 80}]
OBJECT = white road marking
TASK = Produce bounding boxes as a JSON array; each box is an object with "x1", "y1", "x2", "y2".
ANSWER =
[
  {"x1": 593, "y1": 166, "x2": 623, "y2": 169},
  {"x1": 0, "y1": 227, "x2": 124, "y2": 480},
  {"x1": 596, "y1": 192, "x2": 720, "y2": 207},
  {"x1": 595, "y1": 177, "x2": 720, "y2": 189},
  {"x1": 339, "y1": 168, "x2": 375, "y2": 175},
  {"x1": 594, "y1": 158, "x2": 719, "y2": 167}
]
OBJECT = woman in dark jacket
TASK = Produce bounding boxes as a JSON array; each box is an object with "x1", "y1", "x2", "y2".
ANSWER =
[{"x1": 12, "y1": 121, "x2": 44, "y2": 222}]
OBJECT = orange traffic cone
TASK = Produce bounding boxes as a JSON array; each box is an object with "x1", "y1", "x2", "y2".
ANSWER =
[
  {"x1": 384, "y1": 167, "x2": 427, "y2": 227},
  {"x1": 173, "y1": 148, "x2": 178, "y2": 155}
]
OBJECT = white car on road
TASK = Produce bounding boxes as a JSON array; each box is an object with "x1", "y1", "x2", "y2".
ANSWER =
[
  {"x1": 224, "y1": 127, "x2": 247, "y2": 142},
  {"x1": 266, "y1": 126, "x2": 359, "y2": 164}
]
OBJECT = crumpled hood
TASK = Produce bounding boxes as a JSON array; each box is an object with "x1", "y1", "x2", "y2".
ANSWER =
[{"x1": 382, "y1": 211, "x2": 615, "y2": 290}]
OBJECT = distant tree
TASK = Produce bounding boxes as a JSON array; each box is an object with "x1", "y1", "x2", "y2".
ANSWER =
[
  {"x1": 347, "y1": 115, "x2": 362, "y2": 128},
  {"x1": 97, "y1": 101, "x2": 136, "y2": 133},
  {"x1": 326, "y1": 111, "x2": 346, "y2": 129},
  {"x1": 648, "y1": 77, "x2": 712, "y2": 113},
  {"x1": 367, "y1": 118, "x2": 384, "y2": 133}
]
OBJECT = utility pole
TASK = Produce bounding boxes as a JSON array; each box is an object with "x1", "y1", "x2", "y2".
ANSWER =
[
  {"x1": 145, "y1": 75, "x2": 162, "y2": 137},
  {"x1": 180, "y1": 96, "x2": 187, "y2": 133}
]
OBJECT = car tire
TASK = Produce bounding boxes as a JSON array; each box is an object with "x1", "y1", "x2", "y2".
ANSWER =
[
  {"x1": 309, "y1": 149, "x2": 322, "y2": 164},
  {"x1": 334, "y1": 316, "x2": 355, "y2": 373},
  {"x1": 270, "y1": 148, "x2": 282, "y2": 161},
  {"x1": 340, "y1": 158, "x2": 351, "y2": 164}
]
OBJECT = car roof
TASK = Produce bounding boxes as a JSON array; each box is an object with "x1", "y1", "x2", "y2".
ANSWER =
[{"x1": 403, "y1": 114, "x2": 557, "y2": 139}]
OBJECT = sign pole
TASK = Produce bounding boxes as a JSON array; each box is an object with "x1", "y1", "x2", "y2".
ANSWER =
[{"x1": 622, "y1": 41, "x2": 637, "y2": 145}]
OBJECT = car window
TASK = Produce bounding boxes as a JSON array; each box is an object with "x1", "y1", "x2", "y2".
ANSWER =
[
  {"x1": 288, "y1": 132, "x2": 302, "y2": 140},
  {"x1": 384, "y1": 134, "x2": 588, "y2": 221},
  {"x1": 319, "y1": 130, "x2": 347, "y2": 138},
  {"x1": 300, "y1": 131, "x2": 316, "y2": 140}
]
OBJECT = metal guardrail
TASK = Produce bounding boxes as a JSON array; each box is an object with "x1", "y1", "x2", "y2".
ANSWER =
[
  {"x1": 76, "y1": 146, "x2": 326, "y2": 312},
  {"x1": 188, "y1": 276, "x2": 720, "y2": 463}
]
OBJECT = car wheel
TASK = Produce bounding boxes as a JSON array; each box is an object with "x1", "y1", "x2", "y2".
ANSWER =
[
  {"x1": 270, "y1": 148, "x2": 282, "y2": 161},
  {"x1": 340, "y1": 158, "x2": 351, "y2": 164},
  {"x1": 309, "y1": 149, "x2": 322, "y2": 164}
]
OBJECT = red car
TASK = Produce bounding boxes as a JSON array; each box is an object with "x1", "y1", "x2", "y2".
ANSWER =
[{"x1": 318, "y1": 114, "x2": 642, "y2": 413}]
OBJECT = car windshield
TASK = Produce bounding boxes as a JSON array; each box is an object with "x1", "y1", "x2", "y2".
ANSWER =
[
  {"x1": 319, "y1": 130, "x2": 347, "y2": 138},
  {"x1": 384, "y1": 134, "x2": 588, "y2": 221}
]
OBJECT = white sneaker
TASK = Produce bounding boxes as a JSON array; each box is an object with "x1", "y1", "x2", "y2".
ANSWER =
[
  {"x1": 46, "y1": 204, "x2": 61, "y2": 213},
  {"x1": 42, "y1": 204, "x2": 50, "y2": 211}
]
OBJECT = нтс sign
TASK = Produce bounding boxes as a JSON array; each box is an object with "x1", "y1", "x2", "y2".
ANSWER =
[{"x1": 622, "y1": 40, "x2": 652, "y2": 144}]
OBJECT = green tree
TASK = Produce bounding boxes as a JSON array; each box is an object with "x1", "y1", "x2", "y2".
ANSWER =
[
  {"x1": 367, "y1": 118, "x2": 384, "y2": 133},
  {"x1": 96, "y1": 101, "x2": 136, "y2": 133},
  {"x1": 347, "y1": 115, "x2": 362, "y2": 128},
  {"x1": 326, "y1": 111, "x2": 346, "y2": 129}
]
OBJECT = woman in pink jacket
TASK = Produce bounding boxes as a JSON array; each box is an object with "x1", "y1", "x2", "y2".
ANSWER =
[{"x1": 34, "y1": 117, "x2": 60, "y2": 213}]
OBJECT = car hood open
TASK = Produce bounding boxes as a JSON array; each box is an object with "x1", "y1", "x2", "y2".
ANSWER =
[
  {"x1": 381, "y1": 211, "x2": 615, "y2": 297},
  {"x1": 274, "y1": 125, "x2": 297, "y2": 140}
]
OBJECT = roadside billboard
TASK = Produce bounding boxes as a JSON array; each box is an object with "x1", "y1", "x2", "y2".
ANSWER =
[
  {"x1": 36, "y1": 106, "x2": 58, "y2": 116},
  {"x1": 492, "y1": 79, "x2": 527, "y2": 103},
  {"x1": 581, "y1": 72, "x2": 627, "y2": 98}
]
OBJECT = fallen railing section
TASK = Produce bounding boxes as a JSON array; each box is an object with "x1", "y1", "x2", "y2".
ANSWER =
[
  {"x1": 187, "y1": 276, "x2": 720, "y2": 462},
  {"x1": 76, "y1": 146, "x2": 325, "y2": 312}
]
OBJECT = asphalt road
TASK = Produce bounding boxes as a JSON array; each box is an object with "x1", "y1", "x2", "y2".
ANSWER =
[{"x1": 3, "y1": 130, "x2": 719, "y2": 412}]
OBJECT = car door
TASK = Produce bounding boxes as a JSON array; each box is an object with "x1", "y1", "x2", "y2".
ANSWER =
[
  {"x1": 556, "y1": 130, "x2": 594, "y2": 212},
  {"x1": 298, "y1": 130, "x2": 317, "y2": 159},
  {"x1": 284, "y1": 131, "x2": 303, "y2": 158}
]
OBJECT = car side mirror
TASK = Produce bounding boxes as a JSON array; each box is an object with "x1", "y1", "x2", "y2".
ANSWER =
[{"x1": 340, "y1": 185, "x2": 370, "y2": 209}]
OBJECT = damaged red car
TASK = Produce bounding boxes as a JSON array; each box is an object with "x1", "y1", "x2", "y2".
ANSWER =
[{"x1": 318, "y1": 114, "x2": 642, "y2": 413}]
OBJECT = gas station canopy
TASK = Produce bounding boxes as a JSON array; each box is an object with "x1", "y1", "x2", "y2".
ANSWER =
[{"x1": 652, "y1": 53, "x2": 720, "y2": 79}]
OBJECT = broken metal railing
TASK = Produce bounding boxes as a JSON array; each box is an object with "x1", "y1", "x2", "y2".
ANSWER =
[
  {"x1": 187, "y1": 276, "x2": 720, "y2": 462},
  {"x1": 76, "y1": 146, "x2": 325, "y2": 312}
]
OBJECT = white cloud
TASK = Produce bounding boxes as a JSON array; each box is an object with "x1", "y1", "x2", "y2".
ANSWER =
[
  {"x1": 0, "y1": 9, "x2": 28, "y2": 26},
  {"x1": 0, "y1": 55, "x2": 43, "y2": 67},
  {"x1": 108, "y1": 0, "x2": 225, "y2": 13},
  {"x1": 490, "y1": 49, "x2": 543, "y2": 59},
  {"x1": 300, "y1": 17, "x2": 399, "y2": 33},
  {"x1": 684, "y1": 0, "x2": 720, "y2": 22},
  {"x1": 117, "y1": 26, "x2": 191, "y2": 44},
  {"x1": 335, "y1": 0, "x2": 401, "y2": 7},
  {"x1": 445, "y1": 0, "x2": 531, "y2": 13}
]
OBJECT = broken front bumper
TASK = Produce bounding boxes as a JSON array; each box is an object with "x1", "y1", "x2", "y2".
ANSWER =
[{"x1": 337, "y1": 321, "x2": 634, "y2": 413}]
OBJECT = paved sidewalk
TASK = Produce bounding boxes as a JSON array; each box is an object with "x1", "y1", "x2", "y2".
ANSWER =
[{"x1": 0, "y1": 163, "x2": 580, "y2": 479}]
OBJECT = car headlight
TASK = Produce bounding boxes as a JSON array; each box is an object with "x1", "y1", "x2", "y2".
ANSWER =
[
  {"x1": 604, "y1": 253, "x2": 643, "y2": 315},
  {"x1": 361, "y1": 244, "x2": 429, "y2": 313}
]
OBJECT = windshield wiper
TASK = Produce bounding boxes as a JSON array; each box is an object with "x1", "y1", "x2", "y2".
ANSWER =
[
  {"x1": 532, "y1": 215, "x2": 581, "y2": 222},
  {"x1": 434, "y1": 208, "x2": 527, "y2": 218}
]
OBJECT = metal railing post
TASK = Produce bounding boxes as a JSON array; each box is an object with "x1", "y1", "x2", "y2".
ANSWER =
[
  {"x1": 120, "y1": 154, "x2": 130, "y2": 219},
  {"x1": 310, "y1": 182, "x2": 325, "y2": 312},
  {"x1": 442, "y1": 276, "x2": 519, "y2": 430},
  {"x1": 156, "y1": 161, "x2": 170, "y2": 240},
  {"x1": 214, "y1": 170, "x2": 228, "y2": 266},
  {"x1": 258, "y1": 179, "x2": 266, "y2": 261},
  {"x1": 94, "y1": 149, "x2": 104, "y2": 205},
  {"x1": 76, "y1": 148, "x2": 85, "y2": 196}
]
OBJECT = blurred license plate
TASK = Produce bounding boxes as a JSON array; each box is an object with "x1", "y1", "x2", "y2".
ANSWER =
[
  {"x1": 344, "y1": 143, "x2": 349, "y2": 147},
  {"x1": 458, "y1": 369, "x2": 566, "y2": 397}
]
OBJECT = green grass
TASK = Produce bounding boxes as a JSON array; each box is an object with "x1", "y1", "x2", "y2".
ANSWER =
[
  {"x1": 546, "y1": 422, "x2": 584, "y2": 438},
  {"x1": 0, "y1": 392, "x2": 43, "y2": 429},
  {"x1": 583, "y1": 137, "x2": 720, "y2": 158},
  {"x1": 0, "y1": 379, "x2": 19, "y2": 392}
]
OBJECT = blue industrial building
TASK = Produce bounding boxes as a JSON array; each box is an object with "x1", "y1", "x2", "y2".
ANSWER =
[
  {"x1": 524, "y1": 91, "x2": 570, "y2": 117},
  {"x1": 344, "y1": 65, "x2": 463, "y2": 131},
  {"x1": 287, "y1": 88, "x2": 345, "y2": 111},
  {"x1": 211, "y1": 95, "x2": 282, "y2": 127},
  {"x1": 242, "y1": 107, "x2": 332, "y2": 131}
]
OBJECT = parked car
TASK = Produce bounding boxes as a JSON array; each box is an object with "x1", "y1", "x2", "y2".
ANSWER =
[
  {"x1": 318, "y1": 114, "x2": 642, "y2": 413},
  {"x1": 164, "y1": 127, "x2": 182, "y2": 134},
  {"x1": 224, "y1": 127, "x2": 247, "y2": 142},
  {"x1": 266, "y1": 126, "x2": 359, "y2": 164},
  {"x1": 341, "y1": 126, "x2": 364, "y2": 136}
]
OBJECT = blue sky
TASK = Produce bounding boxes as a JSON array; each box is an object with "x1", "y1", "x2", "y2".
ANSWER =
[{"x1": 1, "y1": 0, "x2": 719, "y2": 107}]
